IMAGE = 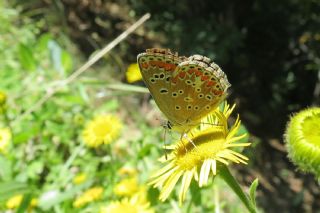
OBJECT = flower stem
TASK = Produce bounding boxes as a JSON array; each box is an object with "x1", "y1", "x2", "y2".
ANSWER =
[{"x1": 218, "y1": 165, "x2": 257, "y2": 213}]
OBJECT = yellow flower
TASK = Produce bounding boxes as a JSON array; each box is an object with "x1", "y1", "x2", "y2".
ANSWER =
[
  {"x1": 73, "y1": 173, "x2": 87, "y2": 185},
  {"x1": 0, "y1": 127, "x2": 11, "y2": 154},
  {"x1": 6, "y1": 194, "x2": 23, "y2": 209},
  {"x1": 100, "y1": 194, "x2": 154, "y2": 213},
  {"x1": 6, "y1": 194, "x2": 37, "y2": 210},
  {"x1": 0, "y1": 91, "x2": 6, "y2": 106},
  {"x1": 114, "y1": 177, "x2": 139, "y2": 197},
  {"x1": 149, "y1": 103, "x2": 251, "y2": 204},
  {"x1": 126, "y1": 63, "x2": 142, "y2": 83},
  {"x1": 82, "y1": 114, "x2": 122, "y2": 147},
  {"x1": 118, "y1": 167, "x2": 137, "y2": 177},
  {"x1": 299, "y1": 33, "x2": 311, "y2": 44},
  {"x1": 73, "y1": 187, "x2": 104, "y2": 208}
]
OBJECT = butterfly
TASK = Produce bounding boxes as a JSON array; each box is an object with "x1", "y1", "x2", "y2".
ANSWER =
[{"x1": 137, "y1": 48, "x2": 231, "y2": 134}]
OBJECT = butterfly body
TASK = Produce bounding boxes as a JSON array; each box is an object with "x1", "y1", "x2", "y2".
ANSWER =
[{"x1": 137, "y1": 48, "x2": 230, "y2": 133}]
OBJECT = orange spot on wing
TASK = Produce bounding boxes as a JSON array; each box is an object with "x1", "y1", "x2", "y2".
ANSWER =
[
  {"x1": 195, "y1": 70, "x2": 202, "y2": 76},
  {"x1": 207, "y1": 81, "x2": 216, "y2": 87},
  {"x1": 213, "y1": 90, "x2": 223, "y2": 95},
  {"x1": 179, "y1": 72, "x2": 186, "y2": 79},
  {"x1": 158, "y1": 61, "x2": 165, "y2": 68},
  {"x1": 170, "y1": 64, "x2": 177, "y2": 71},
  {"x1": 172, "y1": 76, "x2": 179, "y2": 84},
  {"x1": 188, "y1": 69, "x2": 196, "y2": 75},
  {"x1": 164, "y1": 63, "x2": 172, "y2": 71},
  {"x1": 150, "y1": 61, "x2": 157, "y2": 66},
  {"x1": 201, "y1": 75, "x2": 209, "y2": 81},
  {"x1": 141, "y1": 63, "x2": 149, "y2": 69}
]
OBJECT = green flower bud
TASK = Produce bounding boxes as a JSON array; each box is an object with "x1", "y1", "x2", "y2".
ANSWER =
[{"x1": 285, "y1": 107, "x2": 320, "y2": 178}]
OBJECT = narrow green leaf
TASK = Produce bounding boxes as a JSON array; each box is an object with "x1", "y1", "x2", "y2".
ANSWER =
[
  {"x1": 16, "y1": 193, "x2": 32, "y2": 213},
  {"x1": 18, "y1": 43, "x2": 37, "y2": 71},
  {"x1": 0, "y1": 155, "x2": 12, "y2": 181},
  {"x1": 61, "y1": 50, "x2": 73, "y2": 74},
  {"x1": 0, "y1": 181, "x2": 29, "y2": 202},
  {"x1": 218, "y1": 165, "x2": 256, "y2": 213},
  {"x1": 249, "y1": 178, "x2": 259, "y2": 207}
]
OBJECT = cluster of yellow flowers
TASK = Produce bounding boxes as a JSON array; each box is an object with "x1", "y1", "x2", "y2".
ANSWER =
[
  {"x1": 6, "y1": 194, "x2": 38, "y2": 211},
  {"x1": 100, "y1": 167, "x2": 154, "y2": 213},
  {"x1": 73, "y1": 187, "x2": 104, "y2": 208}
]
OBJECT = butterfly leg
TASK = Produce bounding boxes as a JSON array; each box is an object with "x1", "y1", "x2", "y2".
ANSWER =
[{"x1": 180, "y1": 131, "x2": 197, "y2": 150}]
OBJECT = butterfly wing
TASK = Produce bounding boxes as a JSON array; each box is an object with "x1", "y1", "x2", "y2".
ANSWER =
[
  {"x1": 137, "y1": 48, "x2": 187, "y2": 122},
  {"x1": 169, "y1": 54, "x2": 230, "y2": 127}
]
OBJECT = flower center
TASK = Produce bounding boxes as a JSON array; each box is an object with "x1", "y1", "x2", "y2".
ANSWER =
[
  {"x1": 93, "y1": 123, "x2": 110, "y2": 138},
  {"x1": 302, "y1": 111, "x2": 320, "y2": 147},
  {"x1": 175, "y1": 129, "x2": 226, "y2": 170}
]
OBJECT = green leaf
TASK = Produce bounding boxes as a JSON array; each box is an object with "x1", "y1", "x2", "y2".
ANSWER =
[
  {"x1": 249, "y1": 179, "x2": 259, "y2": 207},
  {"x1": 218, "y1": 165, "x2": 257, "y2": 213},
  {"x1": 61, "y1": 50, "x2": 73, "y2": 74},
  {"x1": 37, "y1": 33, "x2": 53, "y2": 52},
  {"x1": 48, "y1": 40, "x2": 63, "y2": 75},
  {"x1": 0, "y1": 155, "x2": 12, "y2": 181},
  {"x1": 18, "y1": 43, "x2": 37, "y2": 71},
  {"x1": 16, "y1": 193, "x2": 32, "y2": 213},
  {"x1": 0, "y1": 181, "x2": 29, "y2": 202}
]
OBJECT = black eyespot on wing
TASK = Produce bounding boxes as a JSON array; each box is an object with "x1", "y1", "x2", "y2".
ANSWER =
[
  {"x1": 194, "y1": 106, "x2": 199, "y2": 110},
  {"x1": 198, "y1": 94, "x2": 204, "y2": 98},
  {"x1": 172, "y1": 92, "x2": 178, "y2": 97},
  {"x1": 175, "y1": 105, "x2": 181, "y2": 110},
  {"x1": 178, "y1": 90, "x2": 184, "y2": 94},
  {"x1": 159, "y1": 73, "x2": 165, "y2": 78},
  {"x1": 206, "y1": 95, "x2": 212, "y2": 100},
  {"x1": 150, "y1": 78, "x2": 156, "y2": 83},
  {"x1": 154, "y1": 74, "x2": 159, "y2": 79},
  {"x1": 187, "y1": 105, "x2": 192, "y2": 110},
  {"x1": 160, "y1": 89, "x2": 168, "y2": 94},
  {"x1": 166, "y1": 77, "x2": 170, "y2": 82}
]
